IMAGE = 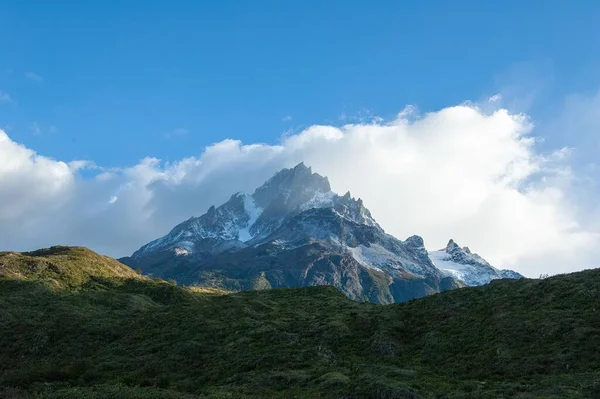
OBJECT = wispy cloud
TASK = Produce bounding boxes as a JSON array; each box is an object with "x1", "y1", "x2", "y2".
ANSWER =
[
  {"x1": 25, "y1": 72, "x2": 43, "y2": 82},
  {"x1": 165, "y1": 128, "x2": 189, "y2": 139},
  {"x1": 336, "y1": 109, "x2": 382, "y2": 124},
  {"x1": 282, "y1": 115, "x2": 292, "y2": 122},
  {"x1": 0, "y1": 91, "x2": 12, "y2": 102},
  {"x1": 488, "y1": 94, "x2": 503, "y2": 103},
  {"x1": 30, "y1": 122, "x2": 42, "y2": 135},
  {"x1": 28, "y1": 123, "x2": 57, "y2": 135}
]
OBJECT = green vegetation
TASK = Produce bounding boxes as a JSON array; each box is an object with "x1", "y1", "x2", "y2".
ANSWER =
[
  {"x1": 0, "y1": 246, "x2": 143, "y2": 288},
  {"x1": 1, "y1": 247, "x2": 600, "y2": 398}
]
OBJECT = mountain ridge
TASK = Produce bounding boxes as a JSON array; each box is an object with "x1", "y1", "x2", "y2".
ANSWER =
[{"x1": 121, "y1": 162, "x2": 522, "y2": 303}]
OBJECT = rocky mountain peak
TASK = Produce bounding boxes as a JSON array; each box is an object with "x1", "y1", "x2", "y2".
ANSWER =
[
  {"x1": 442, "y1": 239, "x2": 490, "y2": 267},
  {"x1": 404, "y1": 235, "x2": 428, "y2": 259},
  {"x1": 333, "y1": 191, "x2": 378, "y2": 228},
  {"x1": 406, "y1": 235, "x2": 425, "y2": 248},
  {"x1": 251, "y1": 162, "x2": 331, "y2": 209},
  {"x1": 445, "y1": 239, "x2": 461, "y2": 253},
  {"x1": 430, "y1": 239, "x2": 523, "y2": 286}
]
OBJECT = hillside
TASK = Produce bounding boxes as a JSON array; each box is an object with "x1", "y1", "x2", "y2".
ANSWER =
[
  {"x1": 0, "y1": 246, "x2": 145, "y2": 288},
  {"x1": 1, "y1": 247, "x2": 599, "y2": 398}
]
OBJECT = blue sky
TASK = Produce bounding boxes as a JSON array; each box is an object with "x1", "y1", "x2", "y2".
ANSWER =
[
  {"x1": 2, "y1": 0, "x2": 600, "y2": 166},
  {"x1": 2, "y1": 1, "x2": 600, "y2": 275}
]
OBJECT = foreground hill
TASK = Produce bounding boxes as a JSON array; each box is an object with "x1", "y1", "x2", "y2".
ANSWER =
[
  {"x1": 1, "y1": 247, "x2": 599, "y2": 398},
  {"x1": 121, "y1": 163, "x2": 521, "y2": 303},
  {"x1": 0, "y1": 246, "x2": 144, "y2": 287}
]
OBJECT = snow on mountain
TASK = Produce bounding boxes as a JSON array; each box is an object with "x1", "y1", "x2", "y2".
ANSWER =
[
  {"x1": 300, "y1": 190, "x2": 335, "y2": 211},
  {"x1": 347, "y1": 243, "x2": 428, "y2": 276},
  {"x1": 238, "y1": 194, "x2": 262, "y2": 242},
  {"x1": 429, "y1": 239, "x2": 523, "y2": 286}
]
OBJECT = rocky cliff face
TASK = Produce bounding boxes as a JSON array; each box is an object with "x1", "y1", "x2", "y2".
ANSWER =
[{"x1": 121, "y1": 163, "x2": 520, "y2": 303}]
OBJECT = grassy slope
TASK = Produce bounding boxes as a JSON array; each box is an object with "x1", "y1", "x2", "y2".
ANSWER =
[
  {"x1": 1, "y1": 247, "x2": 599, "y2": 398},
  {"x1": 0, "y1": 246, "x2": 143, "y2": 288}
]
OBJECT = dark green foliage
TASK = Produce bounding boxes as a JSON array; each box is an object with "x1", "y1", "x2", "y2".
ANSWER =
[{"x1": 1, "y1": 247, "x2": 600, "y2": 398}]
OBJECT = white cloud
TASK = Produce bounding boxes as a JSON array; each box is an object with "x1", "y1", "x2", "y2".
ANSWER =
[
  {"x1": 282, "y1": 115, "x2": 292, "y2": 122},
  {"x1": 25, "y1": 71, "x2": 43, "y2": 82},
  {"x1": 0, "y1": 130, "x2": 74, "y2": 222},
  {"x1": 0, "y1": 102, "x2": 599, "y2": 277}
]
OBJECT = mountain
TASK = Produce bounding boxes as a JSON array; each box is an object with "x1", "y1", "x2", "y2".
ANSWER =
[
  {"x1": 429, "y1": 239, "x2": 524, "y2": 286},
  {"x1": 1, "y1": 246, "x2": 599, "y2": 398},
  {"x1": 121, "y1": 163, "x2": 520, "y2": 303}
]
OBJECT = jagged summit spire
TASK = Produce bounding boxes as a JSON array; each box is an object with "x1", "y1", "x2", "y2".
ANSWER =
[
  {"x1": 252, "y1": 162, "x2": 331, "y2": 208},
  {"x1": 446, "y1": 239, "x2": 460, "y2": 252},
  {"x1": 445, "y1": 239, "x2": 472, "y2": 255},
  {"x1": 293, "y1": 162, "x2": 310, "y2": 172}
]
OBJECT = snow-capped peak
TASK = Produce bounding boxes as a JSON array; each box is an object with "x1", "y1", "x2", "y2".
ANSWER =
[
  {"x1": 429, "y1": 239, "x2": 522, "y2": 286},
  {"x1": 443, "y1": 239, "x2": 492, "y2": 267},
  {"x1": 132, "y1": 163, "x2": 380, "y2": 258}
]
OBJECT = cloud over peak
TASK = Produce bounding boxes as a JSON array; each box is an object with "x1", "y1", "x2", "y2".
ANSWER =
[{"x1": 0, "y1": 103, "x2": 598, "y2": 277}]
